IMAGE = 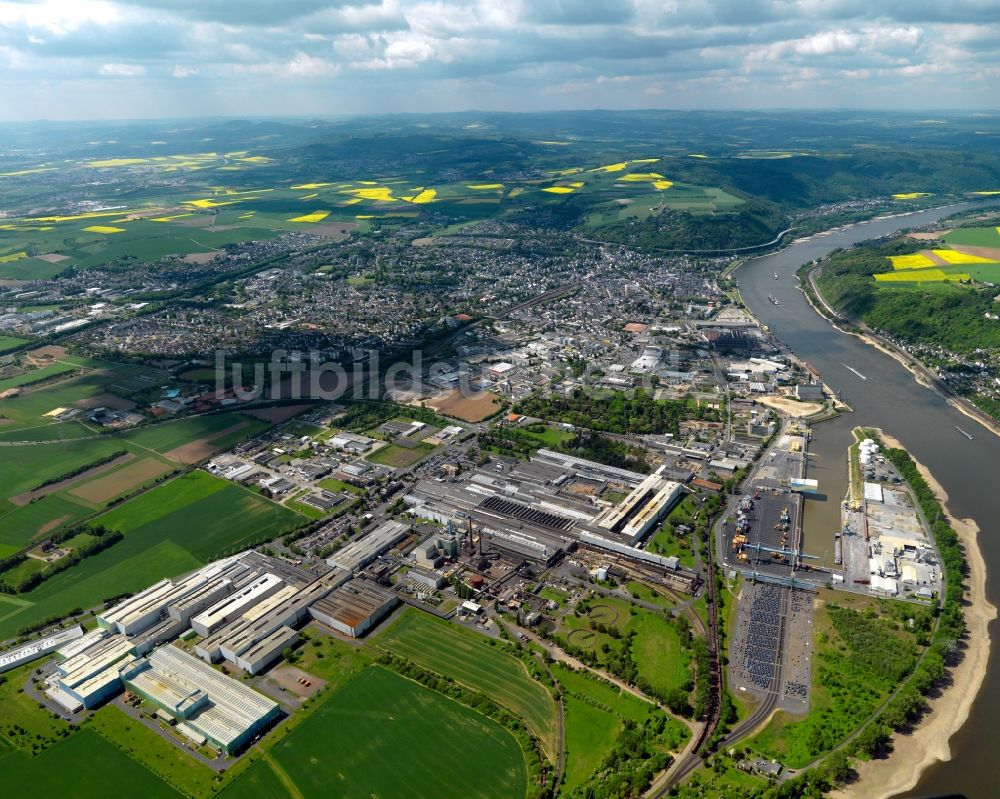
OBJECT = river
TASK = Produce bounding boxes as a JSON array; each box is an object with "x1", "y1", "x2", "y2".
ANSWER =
[{"x1": 733, "y1": 201, "x2": 1000, "y2": 799}]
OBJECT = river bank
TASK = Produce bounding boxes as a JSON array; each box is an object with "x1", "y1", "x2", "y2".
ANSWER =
[
  {"x1": 801, "y1": 263, "x2": 1000, "y2": 440},
  {"x1": 829, "y1": 431, "x2": 996, "y2": 799}
]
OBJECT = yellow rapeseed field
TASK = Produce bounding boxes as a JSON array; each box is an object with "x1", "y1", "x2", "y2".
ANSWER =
[
  {"x1": 185, "y1": 198, "x2": 241, "y2": 208},
  {"x1": 652, "y1": 180, "x2": 674, "y2": 190},
  {"x1": 0, "y1": 251, "x2": 27, "y2": 264},
  {"x1": 932, "y1": 249, "x2": 998, "y2": 265},
  {"x1": 403, "y1": 189, "x2": 437, "y2": 203},
  {"x1": 83, "y1": 225, "x2": 126, "y2": 234},
  {"x1": 619, "y1": 173, "x2": 665, "y2": 181},
  {"x1": 892, "y1": 192, "x2": 931, "y2": 200},
  {"x1": 888, "y1": 254, "x2": 936, "y2": 269},
  {"x1": 875, "y1": 269, "x2": 967, "y2": 283},
  {"x1": 542, "y1": 186, "x2": 575, "y2": 194},
  {"x1": 467, "y1": 184, "x2": 503, "y2": 190},
  {"x1": 592, "y1": 162, "x2": 627, "y2": 172},
  {"x1": 288, "y1": 211, "x2": 330, "y2": 223}
]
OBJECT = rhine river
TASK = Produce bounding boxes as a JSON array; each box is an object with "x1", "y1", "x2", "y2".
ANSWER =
[{"x1": 734, "y1": 201, "x2": 1000, "y2": 799}]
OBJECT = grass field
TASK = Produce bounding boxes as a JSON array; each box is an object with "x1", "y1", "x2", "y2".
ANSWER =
[
  {"x1": 85, "y1": 706, "x2": 216, "y2": 798},
  {"x1": 118, "y1": 413, "x2": 268, "y2": 455},
  {"x1": 222, "y1": 665, "x2": 527, "y2": 799},
  {"x1": 0, "y1": 538, "x2": 199, "y2": 637},
  {"x1": 561, "y1": 695, "x2": 622, "y2": 793},
  {"x1": 943, "y1": 226, "x2": 1000, "y2": 248},
  {"x1": 0, "y1": 730, "x2": 182, "y2": 799},
  {"x1": 0, "y1": 437, "x2": 140, "y2": 551},
  {"x1": 376, "y1": 609, "x2": 558, "y2": 756},
  {"x1": 0, "y1": 472, "x2": 300, "y2": 636},
  {"x1": 0, "y1": 360, "x2": 166, "y2": 438},
  {"x1": 0, "y1": 335, "x2": 28, "y2": 353},
  {"x1": 0, "y1": 360, "x2": 78, "y2": 391},
  {"x1": 366, "y1": 440, "x2": 435, "y2": 468},
  {"x1": 632, "y1": 613, "x2": 691, "y2": 696},
  {"x1": 92, "y1": 471, "x2": 303, "y2": 561},
  {"x1": 552, "y1": 663, "x2": 656, "y2": 723},
  {"x1": 0, "y1": 436, "x2": 127, "y2": 502},
  {"x1": 557, "y1": 597, "x2": 694, "y2": 699}
]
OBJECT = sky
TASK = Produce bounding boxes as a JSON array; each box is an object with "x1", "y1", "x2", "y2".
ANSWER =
[{"x1": 0, "y1": 0, "x2": 997, "y2": 120}]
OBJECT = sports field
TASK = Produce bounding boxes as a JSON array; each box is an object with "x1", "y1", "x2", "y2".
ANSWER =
[
  {"x1": 376, "y1": 609, "x2": 558, "y2": 756},
  {"x1": 222, "y1": 666, "x2": 527, "y2": 799}
]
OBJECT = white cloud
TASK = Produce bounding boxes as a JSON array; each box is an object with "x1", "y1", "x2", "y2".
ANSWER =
[
  {"x1": 0, "y1": 0, "x2": 995, "y2": 117},
  {"x1": 98, "y1": 62, "x2": 145, "y2": 76}
]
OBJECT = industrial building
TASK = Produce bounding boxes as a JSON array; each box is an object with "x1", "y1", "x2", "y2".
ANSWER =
[
  {"x1": 121, "y1": 645, "x2": 280, "y2": 754},
  {"x1": 190, "y1": 573, "x2": 285, "y2": 637},
  {"x1": 50, "y1": 633, "x2": 134, "y2": 709},
  {"x1": 597, "y1": 469, "x2": 684, "y2": 544},
  {"x1": 234, "y1": 626, "x2": 299, "y2": 675},
  {"x1": 195, "y1": 568, "x2": 349, "y2": 666},
  {"x1": 309, "y1": 581, "x2": 398, "y2": 637},
  {"x1": 0, "y1": 626, "x2": 84, "y2": 674},
  {"x1": 326, "y1": 520, "x2": 411, "y2": 572}
]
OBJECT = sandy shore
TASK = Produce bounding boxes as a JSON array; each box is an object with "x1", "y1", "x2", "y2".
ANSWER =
[{"x1": 830, "y1": 431, "x2": 996, "y2": 799}]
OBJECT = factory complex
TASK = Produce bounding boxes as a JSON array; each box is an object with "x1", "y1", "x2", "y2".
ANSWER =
[
  {"x1": 37, "y1": 548, "x2": 404, "y2": 755},
  {"x1": 403, "y1": 448, "x2": 694, "y2": 588}
]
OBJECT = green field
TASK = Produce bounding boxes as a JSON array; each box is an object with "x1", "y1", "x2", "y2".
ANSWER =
[
  {"x1": 0, "y1": 359, "x2": 167, "y2": 439},
  {"x1": 0, "y1": 472, "x2": 301, "y2": 636},
  {"x1": 562, "y1": 695, "x2": 622, "y2": 793},
  {"x1": 85, "y1": 707, "x2": 217, "y2": 798},
  {"x1": 552, "y1": 664, "x2": 656, "y2": 723},
  {"x1": 0, "y1": 538, "x2": 199, "y2": 637},
  {"x1": 0, "y1": 360, "x2": 78, "y2": 391},
  {"x1": 556, "y1": 597, "x2": 694, "y2": 699},
  {"x1": 631, "y1": 613, "x2": 691, "y2": 696},
  {"x1": 92, "y1": 471, "x2": 303, "y2": 561},
  {"x1": 0, "y1": 335, "x2": 29, "y2": 352},
  {"x1": 376, "y1": 609, "x2": 558, "y2": 756},
  {"x1": 0, "y1": 436, "x2": 126, "y2": 501},
  {"x1": 118, "y1": 413, "x2": 268, "y2": 454},
  {"x1": 222, "y1": 665, "x2": 527, "y2": 799},
  {"x1": 366, "y1": 440, "x2": 435, "y2": 468},
  {"x1": 0, "y1": 730, "x2": 182, "y2": 799},
  {"x1": 0, "y1": 437, "x2": 143, "y2": 551},
  {"x1": 943, "y1": 226, "x2": 1000, "y2": 248}
]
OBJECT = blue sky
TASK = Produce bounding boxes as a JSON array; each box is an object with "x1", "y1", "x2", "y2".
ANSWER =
[{"x1": 0, "y1": 0, "x2": 997, "y2": 120}]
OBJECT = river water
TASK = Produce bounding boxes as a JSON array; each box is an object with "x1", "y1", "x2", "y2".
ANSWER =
[{"x1": 733, "y1": 202, "x2": 1000, "y2": 799}]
